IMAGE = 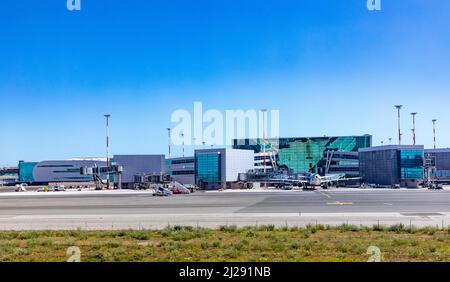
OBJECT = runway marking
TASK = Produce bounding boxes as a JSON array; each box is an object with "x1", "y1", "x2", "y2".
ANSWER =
[
  {"x1": 327, "y1": 201, "x2": 353, "y2": 205},
  {"x1": 317, "y1": 191, "x2": 332, "y2": 199},
  {"x1": 383, "y1": 203, "x2": 393, "y2": 206}
]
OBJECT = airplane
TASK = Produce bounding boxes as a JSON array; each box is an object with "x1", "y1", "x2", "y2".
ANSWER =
[{"x1": 268, "y1": 173, "x2": 361, "y2": 190}]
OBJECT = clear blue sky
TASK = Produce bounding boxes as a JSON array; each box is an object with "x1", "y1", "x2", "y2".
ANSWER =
[{"x1": 1, "y1": 0, "x2": 449, "y2": 166}]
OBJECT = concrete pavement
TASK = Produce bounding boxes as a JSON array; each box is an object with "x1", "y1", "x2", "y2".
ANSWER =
[{"x1": 0, "y1": 189, "x2": 449, "y2": 230}]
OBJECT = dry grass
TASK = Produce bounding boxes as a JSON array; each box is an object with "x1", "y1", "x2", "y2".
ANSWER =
[{"x1": 0, "y1": 224, "x2": 448, "y2": 262}]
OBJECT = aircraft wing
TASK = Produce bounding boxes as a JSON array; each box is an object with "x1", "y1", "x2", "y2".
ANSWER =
[
  {"x1": 266, "y1": 179, "x2": 308, "y2": 184},
  {"x1": 341, "y1": 177, "x2": 362, "y2": 181},
  {"x1": 322, "y1": 175, "x2": 362, "y2": 182},
  {"x1": 284, "y1": 179, "x2": 308, "y2": 184}
]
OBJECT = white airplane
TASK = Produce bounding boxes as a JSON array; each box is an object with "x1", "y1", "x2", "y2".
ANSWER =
[{"x1": 269, "y1": 173, "x2": 360, "y2": 189}]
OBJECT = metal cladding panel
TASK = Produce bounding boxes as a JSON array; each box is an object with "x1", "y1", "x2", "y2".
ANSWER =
[
  {"x1": 430, "y1": 150, "x2": 450, "y2": 170},
  {"x1": 33, "y1": 160, "x2": 106, "y2": 183},
  {"x1": 224, "y1": 149, "x2": 255, "y2": 182},
  {"x1": 113, "y1": 155, "x2": 165, "y2": 183},
  {"x1": 165, "y1": 157, "x2": 195, "y2": 185},
  {"x1": 359, "y1": 149, "x2": 399, "y2": 185}
]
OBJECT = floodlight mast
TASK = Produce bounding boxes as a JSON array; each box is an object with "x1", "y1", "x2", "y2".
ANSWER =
[
  {"x1": 432, "y1": 119, "x2": 438, "y2": 149},
  {"x1": 394, "y1": 105, "x2": 403, "y2": 145},
  {"x1": 411, "y1": 112, "x2": 418, "y2": 145},
  {"x1": 104, "y1": 114, "x2": 111, "y2": 189},
  {"x1": 261, "y1": 109, "x2": 268, "y2": 174},
  {"x1": 166, "y1": 128, "x2": 171, "y2": 158}
]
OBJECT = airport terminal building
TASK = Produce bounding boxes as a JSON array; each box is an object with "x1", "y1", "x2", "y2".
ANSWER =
[
  {"x1": 112, "y1": 155, "x2": 165, "y2": 189},
  {"x1": 359, "y1": 145, "x2": 425, "y2": 187},
  {"x1": 425, "y1": 148, "x2": 450, "y2": 182},
  {"x1": 232, "y1": 135, "x2": 372, "y2": 176},
  {"x1": 32, "y1": 159, "x2": 107, "y2": 183},
  {"x1": 165, "y1": 156, "x2": 195, "y2": 185},
  {"x1": 194, "y1": 148, "x2": 255, "y2": 189}
]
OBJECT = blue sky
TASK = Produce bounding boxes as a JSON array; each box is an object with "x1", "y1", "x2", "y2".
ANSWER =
[{"x1": 1, "y1": 0, "x2": 449, "y2": 166}]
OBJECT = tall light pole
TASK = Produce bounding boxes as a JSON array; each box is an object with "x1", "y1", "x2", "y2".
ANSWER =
[
  {"x1": 180, "y1": 131, "x2": 185, "y2": 157},
  {"x1": 389, "y1": 137, "x2": 392, "y2": 145},
  {"x1": 104, "y1": 114, "x2": 111, "y2": 190},
  {"x1": 261, "y1": 109, "x2": 268, "y2": 174},
  {"x1": 394, "y1": 105, "x2": 403, "y2": 145},
  {"x1": 432, "y1": 119, "x2": 437, "y2": 149},
  {"x1": 411, "y1": 112, "x2": 417, "y2": 145},
  {"x1": 166, "y1": 128, "x2": 171, "y2": 158}
]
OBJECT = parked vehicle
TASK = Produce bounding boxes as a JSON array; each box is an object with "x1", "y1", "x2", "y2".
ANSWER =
[
  {"x1": 428, "y1": 183, "x2": 444, "y2": 190},
  {"x1": 38, "y1": 186, "x2": 52, "y2": 192},
  {"x1": 184, "y1": 184, "x2": 197, "y2": 193},
  {"x1": 53, "y1": 185, "x2": 66, "y2": 191},
  {"x1": 153, "y1": 187, "x2": 172, "y2": 196},
  {"x1": 15, "y1": 184, "x2": 27, "y2": 192},
  {"x1": 282, "y1": 184, "x2": 294, "y2": 190}
]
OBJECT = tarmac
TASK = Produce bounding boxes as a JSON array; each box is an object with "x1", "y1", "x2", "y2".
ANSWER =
[{"x1": 0, "y1": 188, "x2": 449, "y2": 230}]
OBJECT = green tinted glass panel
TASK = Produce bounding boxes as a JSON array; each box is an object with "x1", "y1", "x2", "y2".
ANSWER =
[
  {"x1": 18, "y1": 161, "x2": 37, "y2": 182},
  {"x1": 233, "y1": 136, "x2": 371, "y2": 173},
  {"x1": 196, "y1": 153, "x2": 221, "y2": 182},
  {"x1": 400, "y1": 150, "x2": 424, "y2": 179}
]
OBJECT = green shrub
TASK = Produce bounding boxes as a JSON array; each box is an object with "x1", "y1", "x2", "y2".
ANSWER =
[
  {"x1": 40, "y1": 239, "x2": 53, "y2": 247},
  {"x1": 200, "y1": 241, "x2": 209, "y2": 250},
  {"x1": 303, "y1": 241, "x2": 313, "y2": 251},
  {"x1": 129, "y1": 231, "x2": 149, "y2": 240},
  {"x1": 392, "y1": 237, "x2": 408, "y2": 246},
  {"x1": 106, "y1": 241, "x2": 120, "y2": 248},
  {"x1": 290, "y1": 242, "x2": 300, "y2": 249},
  {"x1": 388, "y1": 224, "x2": 405, "y2": 232},
  {"x1": 257, "y1": 225, "x2": 275, "y2": 231},
  {"x1": 219, "y1": 225, "x2": 238, "y2": 232},
  {"x1": 336, "y1": 224, "x2": 360, "y2": 232}
]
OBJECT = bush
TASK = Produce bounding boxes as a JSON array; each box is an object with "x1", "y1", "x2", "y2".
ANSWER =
[
  {"x1": 388, "y1": 224, "x2": 405, "y2": 232},
  {"x1": 245, "y1": 230, "x2": 256, "y2": 238},
  {"x1": 106, "y1": 241, "x2": 120, "y2": 248},
  {"x1": 91, "y1": 243, "x2": 101, "y2": 250},
  {"x1": 257, "y1": 225, "x2": 275, "y2": 231},
  {"x1": 200, "y1": 241, "x2": 209, "y2": 250},
  {"x1": 290, "y1": 242, "x2": 300, "y2": 249},
  {"x1": 219, "y1": 225, "x2": 238, "y2": 232},
  {"x1": 18, "y1": 231, "x2": 39, "y2": 240},
  {"x1": 40, "y1": 239, "x2": 53, "y2": 247},
  {"x1": 392, "y1": 237, "x2": 408, "y2": 246},
  {"x1": 417, "y1": 227, "x2": 437, "y2": 235},
  {"x1": 129, "y1": 231, "x2": 149, "y2": 240},
  {"x1": 372, "y1": 224, "x2": 386, "y2": 232},
  {"x1": 303, "y1": 241, "x2": 313, "y2": 251},
  {"x1": 336, "y1": 224, "x2": 360, "y2": 232},
  {"x1": 193, "y1": 227, "x2": 210, "y2": 238},
  {"x1": 171, "y1": 229, "x2": 197, "y2": 241},
  {"x1": 222, "y1": 247, "x2": 239, "y2": 259}
]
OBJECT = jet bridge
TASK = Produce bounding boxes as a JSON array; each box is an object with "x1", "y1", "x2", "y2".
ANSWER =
[{"x1": 80, "y1": 164, "x2": 123, "y2": 190}]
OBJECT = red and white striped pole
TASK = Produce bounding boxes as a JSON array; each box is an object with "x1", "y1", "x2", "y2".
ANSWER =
[
  {"x1": 395, "y1": 105, "x2": 403, "y2": 145},
  {"x1": 411, "y1": 112, "x2": 417, "y2": 145},
  {"x1": 432, "y1": 119, "x2": 437, "y2": 149},
  {"x1": 261, "y1": 109, "x2": 267, "y2": 174},
  {"x1": 104, "y1": 114, "x2": 111, "y2": 189}
]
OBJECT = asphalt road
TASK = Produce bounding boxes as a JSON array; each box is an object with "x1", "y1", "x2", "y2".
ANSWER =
[{"x1": 0, "y1": 189, "x2": 449, "y2": 230}]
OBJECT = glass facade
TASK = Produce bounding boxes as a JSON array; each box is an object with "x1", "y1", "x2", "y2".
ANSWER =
[
  {"x1": 233, "y1": 135, "x2": 372, "y2": 173},
  {"x1": 399, "y1": 150, "x2": 424, "y2": 180},
  {"x1": 18, "y1": 161, "x2": 38, "y2": 183},
  {"x1": 196, "y1": 153, "x2": 221, "y2": 183}
]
